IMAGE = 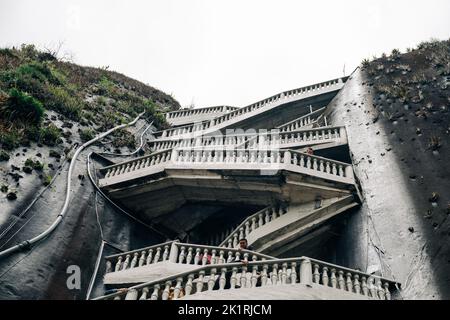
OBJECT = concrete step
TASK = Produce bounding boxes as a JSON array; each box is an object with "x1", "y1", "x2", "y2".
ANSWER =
[
  {"x1": 247, "y1": 196, "x2": 358, "y2": 255},
  {"x1": 180, "y1": 283, "x2": 369, "y2": 300}
]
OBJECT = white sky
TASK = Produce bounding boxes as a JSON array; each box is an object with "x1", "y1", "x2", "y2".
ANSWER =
[{"x1": 1, "y1": 0, "x2": 449, "y2": 108}]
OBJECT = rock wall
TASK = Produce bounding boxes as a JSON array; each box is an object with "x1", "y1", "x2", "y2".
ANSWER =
[
  {"x1": 326, "y1": 68, "x2": 450, "y2": 299},
  {"x1": 0, "y1": 148, "x2": 163, "y2": 299}
]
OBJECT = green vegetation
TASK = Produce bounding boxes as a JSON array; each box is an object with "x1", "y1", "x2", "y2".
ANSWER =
[
  {"x1": 0, "y1": 43, "x2": 179, "y2": 153},
  {"x1": 0, "y1": 150, "x2": 10, "y2": 161},
  {"x1": 42, "y1": 173, "x2": 52, "y2": 186},
  {"x1": 47, "y1": 85, "x2": 83, "y2": 120},
  {"x1": 40, "y1": 123, "x2": 61, "y2": 146},
  {"x1": 25, "y1": 158, "x2": 44, "y2": 171},
  {"x1": 79, "y1": 128, "x2": 95, "y2": 142},
  {"x1": 0, "y1": 88, "x2": 44, "y2": 124}
]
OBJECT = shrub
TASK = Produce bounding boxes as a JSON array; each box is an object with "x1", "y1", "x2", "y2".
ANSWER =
[
  {"x1": 0, "y1": 129, "x2": 22, "y2": 150},
  {"x1": 39, "y1": 123, "x2": 61, "y2": 146},
  {"x1": 0, "y1": 88, "x2": 44, "y2": 124},
  {"x1": 42, "y1": 173, "x2": 52, "y2": 186},
  {"x1": 0, "y1": 150, "x2": 10, "y2": 161},
  {"x1": 361, "y1": 58, "x2": 370, "y2": 69},
  {"x1": 391, "y1": 49, "x2": 401, "y2": 58},
  {"x1": 47, "y1": 85, "x2": 83, "y2": 120},
  {"x1": 25, "y1": 158, "x2": 43, "y2": 171},
  {"x1": 97, "y1": 76, "x2": 115, "y2": 95},
  {"x1": 80, "y1": 128, "x2": 95, "y2": 142}
]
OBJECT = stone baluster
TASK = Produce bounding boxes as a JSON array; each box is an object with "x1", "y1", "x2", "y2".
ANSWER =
[
  {"x1": 178, "y1": 246, "x2": 186, "y2": 264},
  {"x1": 264, "y1": 208, "x2": 273, "y2": 224},
  {"x1": 150, "y1": 284, "x2": 160, "y2": 300},
  {"x1": 361, "y1": 276, "x2": 368, "y2": 296},
  {"x1": 337, "y1": 271, "x2": 345, "y2": 290},
  {"x1": 325, "y1": 161, "x2": 331, "y2": 174},
  {"x1": 227, "y1": 239, "x2": 233, "y2": 249},
  {"x1": 377, "y1": 279, "x2": 385, "y2": 300},
  {"x1": 251, "y1": 264, "x2": 259, "y2": 288},
  {"x1": 211, "y1": 249, "x2": 217, "y2": 264},
  {"x1": 346, "y1": 272, "x2": 353, "y2": 292},
  {"x1": 240, "y1": 266, "x2": 248, "y2": 288},
  {"x1": 338, "y1": 165, "x2": 344, "y2": 177},
  {"x1": 269, "y1": 207, "x2": 277, "y2": 221},
  {"x1": 227, "y1": 251, "x2": 234, "y2": 263},
  {"x1": 196, "y1": 271, "x2": 205, "y2": 293},
  {"x1": 354, "y1": 275, "x2": 361, "y2": 295},
  {"x1": 146, "y1": 249, "x2": 154, "y2": 265},
  {"x1": 219, "y1": 268, "x2": 227, "y2": 290},
  {"x1": 162, "y1": 245, "x2": 170, "y2": 261},
  {"x1": 330, "y1": 268, "x2": 337, "y2": 288},
  {"x1": 105, "y1": 260, "x2": 112, "y2": 273},
  {"x1": 261, "y1": 264, "x2": 269, "y2": 286},
  {"x1": 125, "y1": 289, "x2": 139, "y2": 300},
  {"x1": 194, "y1": 248, "x2": 201, "y2": 265},
  {"x1": 122, "y1": 254, "x2": 131, "y2": 270},
  {"x1": 130, "y1": 252, "x2": 139, "y2": 269},
  {"x1": 239, "y1": 228, "x2": 245, "y2": 241},
  {"x1": 139, "y1": 287, "x2": 149, "y2": 300},
  {"x1": 258, "y1": 213, "x2": 264, "y2": 228},
  {"x1": 162, "y1": 281, "x2": 172, "y2": 300},
  {"x1": 208, "y1": 269, "x2": 217, "y2": 290},
  {"x1": 202, "y1": 249, "x2": 209, "y2": 265},
  {"x1": 319, "y1": 266, "x2": 329, "y2": 286},
  {"x1": 271, "y1": 264, "x2": 278, "y2": 285},
  {"x1": 281, "y1": 263, "x2": 288, "y2": 284},
  {"x1": 368, "y1": 277, "x2": 376, "y2": 298},
  {"x1": 313, "y1": 264, "x2": 320, "y2": 283},
  {"x1": 218, "y1": 250, "x2": 225, "y2": 264},
  {"x1": 230, "y1": 268, "x2": 238, "y2": 289},
  {"x1": 185, "y1": 274, "x2": 194, "y2": 296},
  {"x1": 251, "y1": 217, "x2": 257, "y2": 232},
  {"x1": 173, "y1": 277, "x2": 183, "y2": 299},
  {"x1": 244, "y1": 221, "x2": 251, "y2": 237},
  {"x1": 384, "y1": 282, "x2": 391, "y2": 300},
  {"x1": 185, "y1": 247, "x2": 193, "y2": 264},
  {"x1": 137, "y1": 251, "x2": 146, "y2": 267}
]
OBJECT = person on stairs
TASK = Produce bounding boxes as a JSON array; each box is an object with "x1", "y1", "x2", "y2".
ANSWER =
[{"x1": 213, "y1": 238, "x2": 258, "y2": 290}]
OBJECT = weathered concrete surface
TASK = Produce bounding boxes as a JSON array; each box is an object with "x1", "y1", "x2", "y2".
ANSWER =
[
  {"x1": 104, "y1": 261, "x2": 199, "y2": 285},
  {"x1": 248, "y1": 196, "x2": 358, "y2": 255},
  {"x1": 325, "y1": 68, "x2": 450, "y2": 299},
  {"x1": 180, "y1": 283, "x2": 369, "y2": 300},
  {"x1": 0, "y1": 147, "x2": 163, "y2": 300}
]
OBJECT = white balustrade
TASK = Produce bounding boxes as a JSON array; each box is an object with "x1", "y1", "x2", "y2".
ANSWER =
[
  {"x1": 104, "y1": 241, "x2": 273, "y2": 274},
  {"x1": 158, "y1": 78, "x2": 346, "y2": 139},
  {"x1": 95, "y1": 255, "x2": 399, "y2": 301}
]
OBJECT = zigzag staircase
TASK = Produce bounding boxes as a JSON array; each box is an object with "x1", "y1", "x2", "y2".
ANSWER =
[{"x1": 93, "y1": 76, "x2": 401, "y2": 300}]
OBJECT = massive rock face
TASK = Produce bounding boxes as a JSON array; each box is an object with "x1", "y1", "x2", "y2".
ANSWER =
[{"x1": 326, "y1": 68, "x2": 450, "y2": 299}]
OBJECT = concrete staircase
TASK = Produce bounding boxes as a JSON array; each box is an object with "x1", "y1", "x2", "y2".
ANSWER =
[
  {"x1": 217, "y1": 196, "x2": 358, "y2": 256},
  {"x1": 155, "y1": 78, "x2": 347, "y2": 141},
  {"x1": 94, "y1": 255, "x2": 400, "y2": 300},
  {"x1": 93, "y1": 75, "x2": 402, "y2": 300}
]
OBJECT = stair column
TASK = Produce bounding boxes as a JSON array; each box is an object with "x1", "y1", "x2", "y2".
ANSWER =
[{"x1": 299, "y1": 258, "x2": 313, "y2": 287}]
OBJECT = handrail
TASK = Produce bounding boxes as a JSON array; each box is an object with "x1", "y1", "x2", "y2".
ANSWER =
[
  {"x1": 219, "y1": 205, "x2": 283, "y2": 248},
  {"x1": 99, "y1": 148, "x2": 355, "y2": 186},
  {"x1": 105, "y1": 240, "x2": 175, "y2": 260},
  {"x1": 156, "y1": 77, "x2": 347, "y2": 138},
  {"x1": 104, "y1": 241, "x2": 274, "y2": 275},
  {"x1": 100, "y1": 148, "x2": 171, "y2": 171},
  {"x1": 149, "y1": 125, "x2": 345, "y2": 154},
  {"x1": 165, "y1": 106, "x2": 238, "y2": 119},
  {"x1": 93, "y1": 255, "x2": 399, "y2": 301},
  {"x1": 276, "y1": 107, "x2": 326, "y2": 130}
]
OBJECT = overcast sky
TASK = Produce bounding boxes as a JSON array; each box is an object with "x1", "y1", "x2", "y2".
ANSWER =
[{"x1": 1, "y1": 0, "x2": 449, "y2": 108}]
